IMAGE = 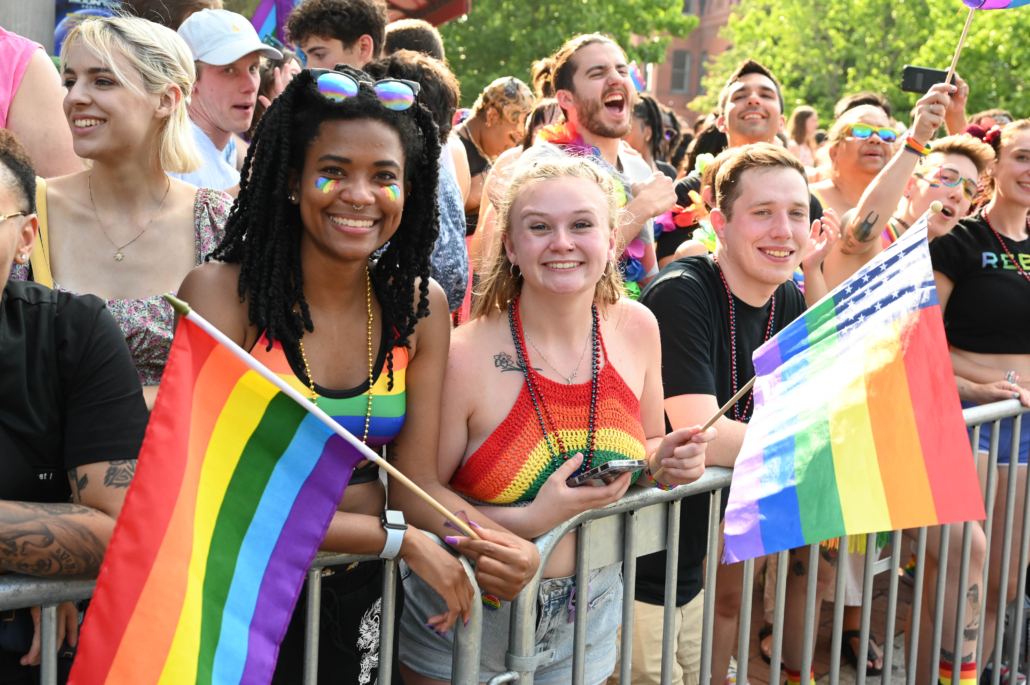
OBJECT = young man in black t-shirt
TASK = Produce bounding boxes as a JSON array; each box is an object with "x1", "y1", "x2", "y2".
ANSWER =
[
  {"x1": 631, "y1": 144, "x2": 837, "y2": 685},
  {"x1": 659, "y1": 59, "x2": 825, "y2": 267}
]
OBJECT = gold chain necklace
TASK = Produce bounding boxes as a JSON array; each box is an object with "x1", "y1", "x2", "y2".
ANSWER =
[
  {"x1": 297, "y1": 266, "x2": 374, "y2": 444},
  {"x1": 88, "y1": 169, "x2": 170, "y2": 261}
]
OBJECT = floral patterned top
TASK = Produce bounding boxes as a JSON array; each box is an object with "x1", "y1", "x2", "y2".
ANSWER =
[{"x1": 9, "y1": 188, "x2": 232, "y2": 385}]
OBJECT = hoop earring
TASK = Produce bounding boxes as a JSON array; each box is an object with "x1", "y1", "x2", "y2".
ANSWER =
[{"x1": 509, "y1": 262, "x2": 520, "y2": 279}]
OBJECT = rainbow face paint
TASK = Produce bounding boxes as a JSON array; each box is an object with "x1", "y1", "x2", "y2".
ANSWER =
[
  {"x1": 316, "y1": 177, "x2": 340, "y2": 194},
  {"x1": 381, "y1": 184, "x2": 401, "y2": 202}
]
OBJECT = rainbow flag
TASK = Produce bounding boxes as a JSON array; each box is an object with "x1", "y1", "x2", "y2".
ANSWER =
[
  {"x1": 69, "y1": 317, "x2": 365, "y2": 685},
  {"x1": 962, "y1": 0, "x2": 1029, "y2": 8},
  {"x1": 723, "y1": 216, "x2": 985, "y2": 563}
]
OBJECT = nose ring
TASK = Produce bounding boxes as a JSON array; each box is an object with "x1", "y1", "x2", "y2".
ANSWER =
[{"x1": 352, "y1": 204, "x2": 364, "y2": 210}]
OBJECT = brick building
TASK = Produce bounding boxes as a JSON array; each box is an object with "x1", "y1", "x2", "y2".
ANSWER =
[{"x1": 651, "y1": 0, "x2": 740, "y2": 127}]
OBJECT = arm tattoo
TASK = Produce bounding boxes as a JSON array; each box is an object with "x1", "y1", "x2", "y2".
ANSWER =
[
  {"x1": 840, "y1": 210, "x2": 880, "y2": 255},
  {"x1": 0, "y1": 502, "x2": 105, "y2": 577},
  {"x1": 103, "y1": 460, "x2": 136, "y2": 488},
  {"x1": 69, "y1": 468, "x2": 88, "y2": 504},
  {"x1": 494, "y1": 351, "x2": 541, "y2": 373}
]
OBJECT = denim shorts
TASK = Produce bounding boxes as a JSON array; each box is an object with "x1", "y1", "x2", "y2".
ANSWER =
[
  {"x1": 398, "y1": 561, "x2": 623, "y2": 685},
  {"x1": 962, "y1": 401, "x2": 1030, "y2": 465}
]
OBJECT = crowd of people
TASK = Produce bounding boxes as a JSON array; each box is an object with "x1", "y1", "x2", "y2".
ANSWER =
[{"x1": 1, "y1": 1, "x2": 1028, "y2": 684}]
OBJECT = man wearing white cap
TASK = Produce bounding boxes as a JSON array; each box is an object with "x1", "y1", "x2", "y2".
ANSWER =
[{"x1": 172, "y1": 9, "x2": 281, "y2": 194}]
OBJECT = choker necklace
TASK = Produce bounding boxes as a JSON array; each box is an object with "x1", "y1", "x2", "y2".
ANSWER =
[
  {"x1": 983, "y1": 209, "x2": 1030, "y2": 287},
  {"x1": 298, "y1": 266, "x2": 374, "y2": 444},
  {"x1": 509, "y1": 292, "x2": 600, "y2": 470},
  {"x1": 88, "y1": 169, "x2": 170, "y2": 261},
  {"x1": 713, "y1": 255, "x2": 775, "y2": 422},
  {"x1": 524, "y1": 325, "x2": 591, "y2": 384}
]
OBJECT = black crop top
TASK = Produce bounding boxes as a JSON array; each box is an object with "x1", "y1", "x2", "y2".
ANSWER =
[{"x1": 930, "y1": 212, "x2": 1030, "y2": 355}]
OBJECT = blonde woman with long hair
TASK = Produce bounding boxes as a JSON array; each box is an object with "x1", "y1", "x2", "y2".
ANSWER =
[
  {"x1": 9, "y1": 16, "x2": 232, "y2": 409},
  {"x1": 398, "y1": 154, "x2": 717, "y2": 685}
]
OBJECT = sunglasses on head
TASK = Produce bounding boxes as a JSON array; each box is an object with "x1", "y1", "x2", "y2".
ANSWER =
[
  {"x1": 310, "y1": 69, "x2": 421, "y2": 111},
  {"x1": 915, "y1": 164, "x2": 981, "y2": 202},
  {"x1": 847, "y1": 123, "x2": 898, "y2": 143}
]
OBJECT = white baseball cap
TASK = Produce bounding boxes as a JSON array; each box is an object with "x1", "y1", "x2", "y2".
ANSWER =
[{"x1": 178, "y1": 9, "x2": 282, "y2": 66}]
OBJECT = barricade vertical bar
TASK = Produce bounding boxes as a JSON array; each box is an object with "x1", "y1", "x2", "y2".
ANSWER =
[
  {"x1": 973, "y1": 422, "x2": 997, "y2": 669},
  {"x1": 829, "y1": 536, "x2": 849, "y2": 685},
  {"x1": 661, "y1": 499, "x2": 682, "y2": 685},
  {"x1": 881, "y1": 530, "x2": 903, "y2": 680},
  {"x1": 930, "y1": 524, "x2": 951, "y2": 685},
  {"x1": 769, "y1": 549, "x2": 789, "y2": 680},
  {"x1": 379, "y1": 559, "x2": 397, "y2": 685},
  {"x1": 950, "y1": 523, "x2": 974, "y2": 685},
  {"x1": 302, "y1": 568, "x2": 322, "y2": 685},
  {"x1": 991, "y1": 415, "x2": 1019, "y2": 685},
  {"x1": 907, "y1": 527, "x2": 928, "y2": 685},
  {"x1": 452, "y1": 554, "x2": 483, "y2": 685},
  {"x1": 700, "y1": 490, "x2": 722, "y2": 685},
  {"x1": 737, "y1": 557, "x2": 755, "y2": 685},
  {"x1": 39, "y1": 604, "x2": 57, "y2": 685},
  {"x1": 620, "y1": 511, "x2": 637, "y2": 685},
  {"x1": 1005, "y1": 416, "x2": 1028, "y2": 685},
  {"x1": 572, "y1": 521, "x2": 591, "y2": 685},
  {"x1": 856, "y1": 534, "x2": 876, "y2": 685},
  {"x1": 799, "y1": 544, "x2": 820, "y2": 685}
]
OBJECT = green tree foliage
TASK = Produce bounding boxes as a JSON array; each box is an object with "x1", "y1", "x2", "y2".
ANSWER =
[
  {"x1": 688, "y1": 0, "x2": 1027, "y2": 125},
  {"x1": 440, "y1": 0, "x2": 698, "y2": 106}
]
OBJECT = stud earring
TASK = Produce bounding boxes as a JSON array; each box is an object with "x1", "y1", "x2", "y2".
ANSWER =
[
  {"x1": 288, "y1": 194, "x2": 297, "y2": 202},
  {"x1": 14, "y1": 252, "x2": 28, "y2": 264}
]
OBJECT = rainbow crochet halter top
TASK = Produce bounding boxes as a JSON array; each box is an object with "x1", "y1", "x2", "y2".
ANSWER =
[
  {"x1": 449, "y1": 330, "x2": 647, "y2": 505},
  {"x1": 250, "y1": 331, "x2": 407, "y2": 448}
]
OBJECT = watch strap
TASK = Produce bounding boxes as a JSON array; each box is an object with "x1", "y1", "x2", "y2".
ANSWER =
[{"x1": 380, "y1": 524, "x2": 405, "y2": 558}]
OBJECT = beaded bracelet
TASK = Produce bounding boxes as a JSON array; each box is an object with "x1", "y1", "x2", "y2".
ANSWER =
[
  {"x1": 903, "y1": 136, "x2": 932, "y2": 158},
  {"x1": 645, "y1": 464, "x2": 676, "y2": 491}
]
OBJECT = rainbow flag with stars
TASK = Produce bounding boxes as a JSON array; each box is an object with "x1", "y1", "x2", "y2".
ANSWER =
[
  {"x1": 69, "y1": 317, "x2": 365, "y2": 685},
  {"x1": 723, "y1": 216, "x2": 985, "y2": 563}
]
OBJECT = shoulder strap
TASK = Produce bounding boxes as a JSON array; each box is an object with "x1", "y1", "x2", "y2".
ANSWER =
[{"x1": 29, "y1": 176, "x2": 53, "y2": 289}]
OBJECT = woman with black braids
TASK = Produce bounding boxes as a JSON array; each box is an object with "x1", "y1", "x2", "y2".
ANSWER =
[{"x1": 177, "y1": 65, "x2": 537, "y2": 683}]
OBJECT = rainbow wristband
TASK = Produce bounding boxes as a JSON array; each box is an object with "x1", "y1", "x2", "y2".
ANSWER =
[
  {"x1": 903, "y1": 136, "x2": 932, "y2": 158},
  {"x1": 645, "y1": 465, "x2": 676, "y2": 491}
]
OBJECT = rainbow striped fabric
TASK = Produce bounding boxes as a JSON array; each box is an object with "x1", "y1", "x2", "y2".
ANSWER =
[
  {"x1": 963, "y1": 0, "x2": 1029, "y2": 8},
  {"x1": 450, "y1": 362, "x2": 646, "y2": 504},
  {"x1": 723, "y1": 216, "x2": 986, "y2": 563},
  {"x1": 69, "y1": 318, "x2": 365, "y2": 685}
]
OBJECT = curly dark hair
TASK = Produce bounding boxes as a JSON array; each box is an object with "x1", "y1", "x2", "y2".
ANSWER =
[
  {"x1": 0, "y1": 129, "x2": 37, "y2": 214},
  {"x1": 384, "y1": 19, "x2": 445, "y2": 62},
  {"x1": 365, "y1": 50, "x2": 459, "y2": 140},
  {"x1": 285, "y1": 0, "x2": 387, "y2": 59},
  {"x1": 210, "y1": 65, "x2": 441, "y2": 388}
]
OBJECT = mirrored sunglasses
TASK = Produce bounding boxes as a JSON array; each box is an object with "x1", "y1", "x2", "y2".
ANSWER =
[
  {"x1": 848, "y1": 123, "x2": 898, "y2": 143},
  {"x1": 310, "y1": 69, "x2": 421, "y2": 111}
]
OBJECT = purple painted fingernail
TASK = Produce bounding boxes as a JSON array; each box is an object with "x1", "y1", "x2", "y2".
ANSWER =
[
  {"x1": 463, "y1": 616, "x2": 469, "y2": 627},
  {"x1": 425, "y1": 622, "x2": 435, "y2": 630},
  {"x1": 445, "y1": 536, "x2": 460, "y2": 545},
  {"x1": 469, "y1": 521, "x2": 482, "y2": 529}
]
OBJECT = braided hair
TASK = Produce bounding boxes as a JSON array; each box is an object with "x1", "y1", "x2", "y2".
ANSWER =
[
  {"x1": 632, "y1": 93, "x2": 664, "y2": 163},
  {"x1": 210, "y1": 65, "x2": 441, "y2": 388}
]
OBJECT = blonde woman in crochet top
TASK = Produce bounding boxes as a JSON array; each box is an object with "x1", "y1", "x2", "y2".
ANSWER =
[{"x1": 397, "y1": 155, "x2": 717, "y2": 685}]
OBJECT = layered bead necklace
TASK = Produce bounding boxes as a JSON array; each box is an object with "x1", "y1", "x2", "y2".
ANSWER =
[
  {"x1": 297, "y1": 266, "x2": 375, "y2": 445},
  {"x1": 508, "y1": 292, "x2": 601, "y2": 470},
  {"x1": 713, "y1": 255, "x2": 776, "y2": 422},
  {"x1": 983, "y1": 210, "x2": 1030, "y2": 287}
]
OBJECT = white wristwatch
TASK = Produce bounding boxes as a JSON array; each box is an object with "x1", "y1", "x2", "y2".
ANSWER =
[{"x1": 379, "y1": 509, "x2": 408, "y2": 559}]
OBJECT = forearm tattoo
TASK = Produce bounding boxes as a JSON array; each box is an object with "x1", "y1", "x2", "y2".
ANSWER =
[
  {"x1": 840, "y1": 210, "x2": 879, "y2": 255},
  {"x1": 0, "y1": 502, "x2": 106, "y2": 577}
]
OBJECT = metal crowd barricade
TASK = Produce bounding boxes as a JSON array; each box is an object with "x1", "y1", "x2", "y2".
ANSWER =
[
  {"x1": 4, "y1": 399, "x2": 1030, "y2": 685},
  {"x1": 0, "y1": 536, "x2": 480, "y2": 685},
  {"x1": 488, "y1": 466, "x2": 734, "y2": 685}
]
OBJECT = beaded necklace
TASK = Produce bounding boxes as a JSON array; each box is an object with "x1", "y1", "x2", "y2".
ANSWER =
[
  {"x1": 508, "y1": 292, "x2": 601, "y2": 470},
  {"x1": 983, "y1": 210, "x2": 1030, "y2": 287},
  {"x1": 713, "y1": 256, "x2": 776, "y2": 422}
]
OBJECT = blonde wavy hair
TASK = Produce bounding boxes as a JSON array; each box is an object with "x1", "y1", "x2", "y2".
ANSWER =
[
  {"x1": 473, "y1": 156, "x2": 625, "y2": 319},
  {"x1": 61, "y1": 15, "x2": 201, "y2": 173}
]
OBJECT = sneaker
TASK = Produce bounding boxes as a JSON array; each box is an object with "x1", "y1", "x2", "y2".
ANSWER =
[{"x1": 981, "y1": 664, "x2": 1027, "y2": 685}]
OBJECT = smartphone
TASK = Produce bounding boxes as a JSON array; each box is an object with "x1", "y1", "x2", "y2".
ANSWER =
[
  {"x1": 566, "y1": 459, "x2": 648, "y2": 487},
  {"x1": 901, "y1": 65, "x2": 956, "y2": 94}
]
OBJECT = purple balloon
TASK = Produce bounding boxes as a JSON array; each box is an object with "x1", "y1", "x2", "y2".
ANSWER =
[{"x1": 963, "y1": 0, "x2": 1030, "y2": 7}]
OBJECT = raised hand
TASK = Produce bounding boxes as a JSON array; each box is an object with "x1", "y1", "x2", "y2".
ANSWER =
[
  {"x1": 803, "y1": 207, "x2": 841, "y2": 271},
  {"x1": 651, "y1": 425, "x2": 718, "y2": 486},
  {"x1": 629, "y1": 172, "x2": 677, "y2": 220}
]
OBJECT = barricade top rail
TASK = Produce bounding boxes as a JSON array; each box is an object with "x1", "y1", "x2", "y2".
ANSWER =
[{"x1": 963, "y1": 398, "x2": 1029, "y2": 426}]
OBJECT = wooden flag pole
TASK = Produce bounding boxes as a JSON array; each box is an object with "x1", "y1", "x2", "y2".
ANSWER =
[
  {"x1": 945, "y1": 8, "x2": 976, "y2": 87},
  {"x1": 652, "y1": 376, "x2": 757, "y2": 480},
  {"x1": 165, "y1": 294, "x2": 482, "y2": 541}
]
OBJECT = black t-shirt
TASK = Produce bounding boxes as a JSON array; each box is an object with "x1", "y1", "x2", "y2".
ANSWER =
[
  {"x1": 0, "y1": 280, "x2": 148, "y2": 503},
  {"x1": 930, "y1": 212, "x2": 1030, "y2": 355},
  {"x1": 634, "y1": 255, "x2": 807, "y2": 606},
  {"x1": 659, "y1": 171, "x2": 825, "y2": 261},
  {"x1": 657, "y1": 161, "x2": 677, "y2": 181}
]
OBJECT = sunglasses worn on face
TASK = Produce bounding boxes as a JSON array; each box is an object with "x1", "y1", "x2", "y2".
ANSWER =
[
  {"x1": 310, "y1": 69, "x2": 421, "y2": 111},
  {"x1": 847, "y1": 123, "x2": 898, "y2": 143},
  {"x1": 916, "y1": 164, "x2": 981, "y2": 202}
]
